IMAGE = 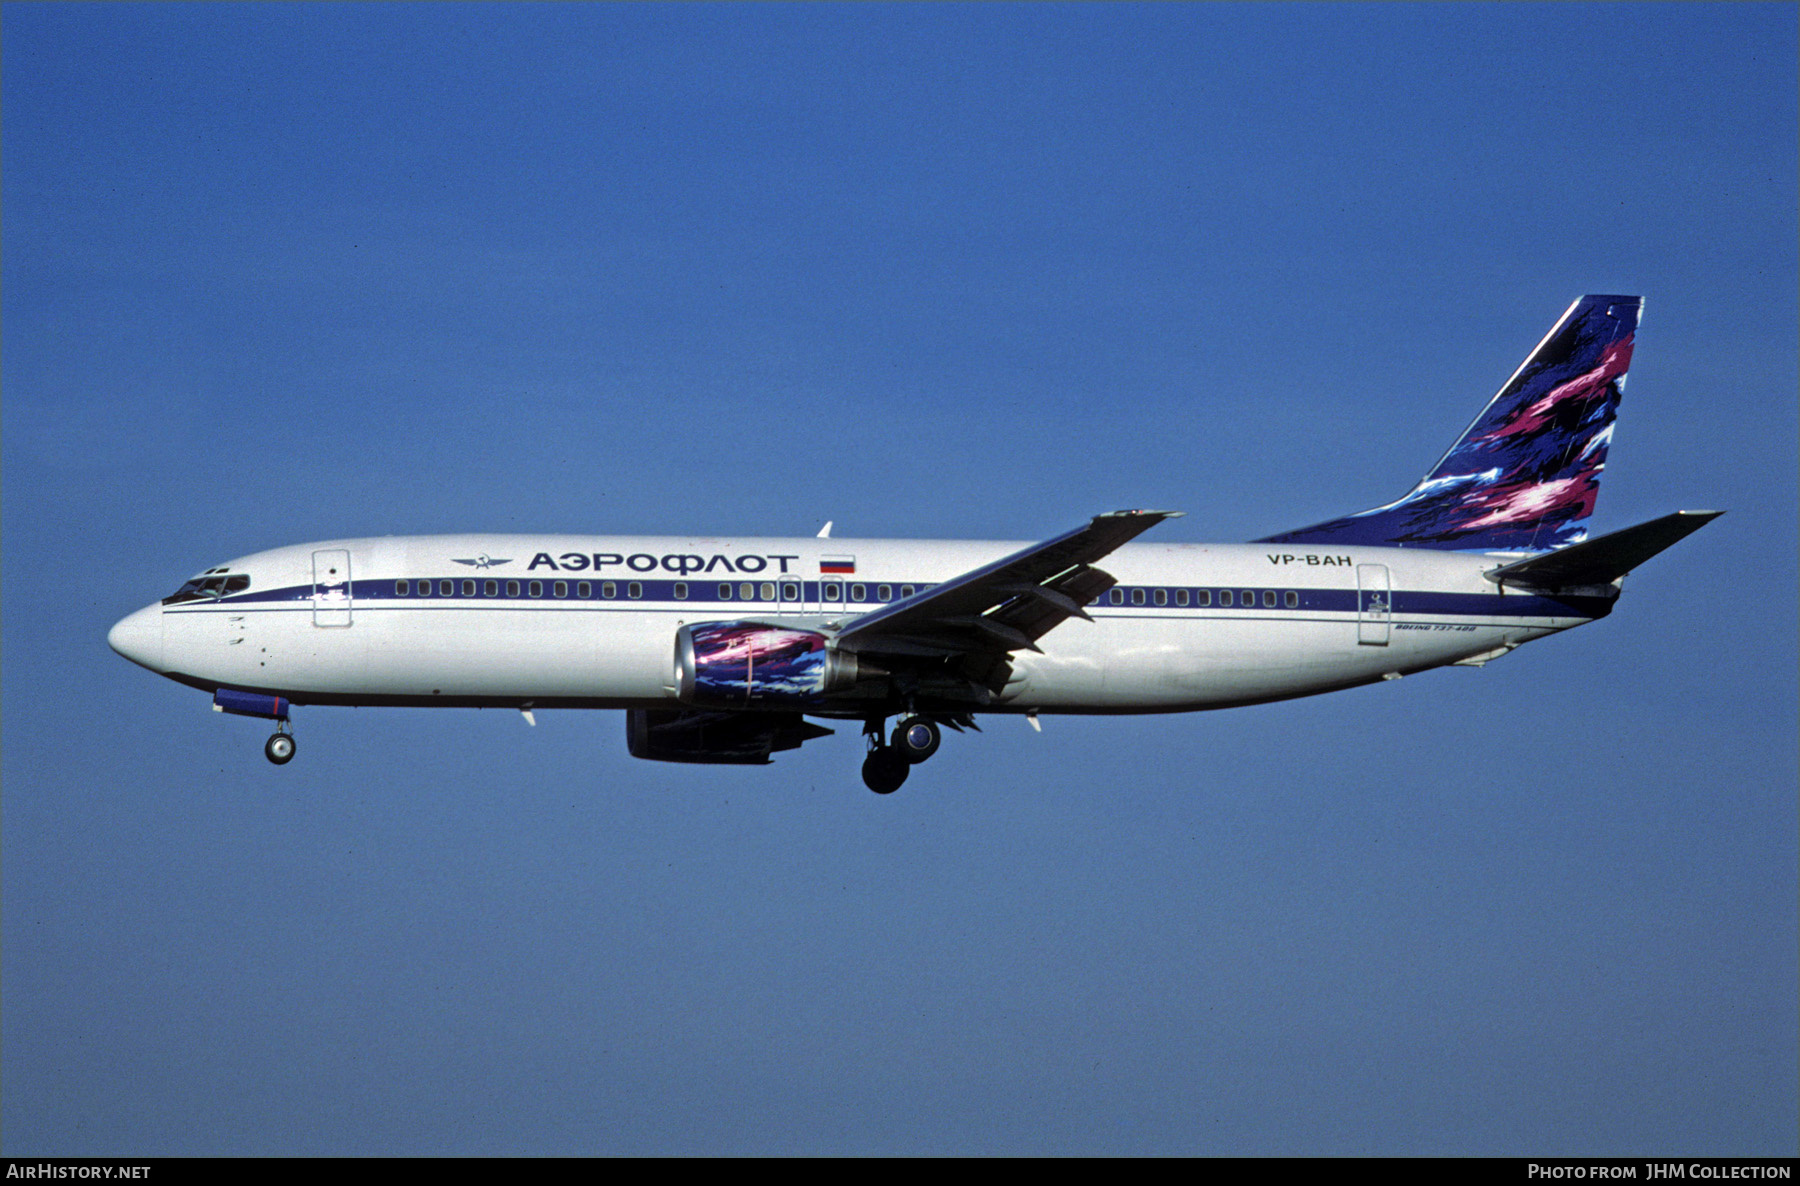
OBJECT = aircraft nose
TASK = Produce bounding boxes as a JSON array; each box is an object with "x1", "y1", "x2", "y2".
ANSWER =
[{"x1": 108, "y1": 604, "x2": 165, "y2": 672}]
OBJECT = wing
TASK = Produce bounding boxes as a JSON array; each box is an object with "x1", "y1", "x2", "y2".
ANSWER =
[{"x1": 831, "y1": 509, "x2": 1181, "y2": 703}]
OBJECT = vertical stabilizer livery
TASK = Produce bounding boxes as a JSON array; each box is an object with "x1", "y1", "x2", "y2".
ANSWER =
[
  {"x1": 1261, "y1": 295, "x2": 1639, "y2": 551},
  {"x1": 109, "y1": 296, "x2": 1718, "y2": 793}
]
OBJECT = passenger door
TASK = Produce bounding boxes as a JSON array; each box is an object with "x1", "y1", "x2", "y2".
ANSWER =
[
  {"x1": 312, "y1": 549, "x2": 353, "y2": 627},
  {"x1": 1356, "y1": 563, "x2": 1390, "y2": 646}
]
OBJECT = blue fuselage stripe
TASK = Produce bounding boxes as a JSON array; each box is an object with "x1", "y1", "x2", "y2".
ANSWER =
[{"x1": 182, "y1": 580, "x2": 1611, "y2": 621}]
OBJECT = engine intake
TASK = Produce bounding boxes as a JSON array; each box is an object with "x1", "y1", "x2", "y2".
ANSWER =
[{"x1": 675, "y1": 622, "x2": 867, "y2": 708}]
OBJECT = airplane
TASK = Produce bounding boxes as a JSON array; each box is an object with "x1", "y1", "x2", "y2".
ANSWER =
[{"x1": 108, "y1": 295, "x2": 1719, "y2": 793}]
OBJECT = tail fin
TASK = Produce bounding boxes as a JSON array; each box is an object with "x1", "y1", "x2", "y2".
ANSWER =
[{"x1": 1260, "y1": 295, "x2": 1642, "y2": 552}]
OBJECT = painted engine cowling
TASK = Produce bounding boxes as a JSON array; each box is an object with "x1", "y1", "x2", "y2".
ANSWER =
[{"x1": 675, "y1": 622, "x2": 864, "y2": 709}]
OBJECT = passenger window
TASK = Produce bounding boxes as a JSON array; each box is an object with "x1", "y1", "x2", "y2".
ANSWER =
[
  {"x1": 1130, "y1": 588, "x2": 1145, "y2": 605},
  {"x1": 462, "y1": 580, "x2": 477, "y2": 597},
  {"x1": 577, "y1": 581, "x2": 591, "y2": 598},
  {"x1": 553, "y1": 581, "x2": 566, "y2": 598},
  {"x1": 760, "y1": 582, "x2": 775, "y2": 601},
  {"x1": 823, "y1": 582, "x2": 841, "y2": 600},
  {"x1": 900, "y1": 585, "x2": 914, "y2": 599},
  {"x1": 1219, "y1": 590, "x2": 1233, "y2": 607},
  {"x1": 1154, "y1": 589, "x2": 1167, "y2": 606},
  {"x1": 850, "y1": 584, "x2": 866, "y2": 601},
  {"x1": 718, "y1": 583, "x2": 732, "y2": 600},
  {"x1": 1175, "y1": 589, "x2": 1188, "y2": 607},
  {"x1": 782, "y1": 583, "x2": 799, "y2": 600},
  {"x1": 877, "y1": 584, "x2": 892, "y2": 602},
  {"x1": 602, "y1": 581, "x2": 617, "y2": 599},
  {"x1": 1263, "y1": 590, "x2": 1276, "y2": 608},
  {"x1": 526, "y1": 581, "x2": 540, "y2": 597},
  {"x1": 1285, "y1": 591, "x2": 1299, "y2": 608},
  {"x1": 507, "y1": 580, "x2": 520, "y2": 597},
  {"x1": 417, "y1": 581, "x2": 431, "y2": 598},
  {"x1": 674, "y1": 582, "x2": 689, "y2": 600},
  {"x1": 441, "y1": 580, "x2": 454, "y2": 597},
  {"x1": 1241, "y1": 590, "x2": 1254, "y2": 605},
  {"x1": 484, "y1": 580, "x2": 498, "y2": 596},
  {"x1": 1109, "y1": 589, "x2": 1124, "y2": 605},
  {"x1": 1196, "y1": 589, "x2": 1210, "y2": 607},
  {"x1": 396, "y1": 579, "x2": 409, "y2": 596},
  {"x1": 628, "y1": 582, "x2": 643, "y2": 599}
]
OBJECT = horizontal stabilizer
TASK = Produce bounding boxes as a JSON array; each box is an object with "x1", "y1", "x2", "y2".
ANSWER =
[{"x1": 1487, "y1": 510, "x2": 1722, "y2": 590}]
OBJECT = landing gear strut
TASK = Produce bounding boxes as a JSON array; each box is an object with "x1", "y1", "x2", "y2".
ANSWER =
[{"x1": 264, "y1": 727, "x2": 296, "y2": 765}]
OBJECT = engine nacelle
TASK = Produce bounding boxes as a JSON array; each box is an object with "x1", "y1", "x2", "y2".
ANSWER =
[
  {"x1": 627, "y1": 709, "x2": 833, "y2": 765},
  {"x1": 675, "y1": 622, "x2": 866, "y2": 709}
]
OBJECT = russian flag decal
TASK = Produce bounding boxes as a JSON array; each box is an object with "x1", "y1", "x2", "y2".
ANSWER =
[{"x1": 820, "y1": 556, "x2": 856, "y2": 575}]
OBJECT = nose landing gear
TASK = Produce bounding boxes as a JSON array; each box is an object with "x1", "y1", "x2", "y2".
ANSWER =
[{"x1": 264, "y1": 726, "x2": 296, "y2": 765}]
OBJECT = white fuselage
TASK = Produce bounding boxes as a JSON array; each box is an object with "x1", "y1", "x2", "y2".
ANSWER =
[{"x1": 110, "y1": 533, "x2": 1610, "y2": 716}]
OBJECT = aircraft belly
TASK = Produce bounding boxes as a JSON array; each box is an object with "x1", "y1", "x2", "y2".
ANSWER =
[
  {"x1": 1024, "y1": 615, "x2": 1532, "y2": 710},
  {"x1": 170, "y1": 605, "x2": 678, "y2": 701}
]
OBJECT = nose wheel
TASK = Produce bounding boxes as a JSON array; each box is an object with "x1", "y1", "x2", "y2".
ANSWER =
[{"x1": 264, "y1": 730, "x2": 296, "y2": 765}]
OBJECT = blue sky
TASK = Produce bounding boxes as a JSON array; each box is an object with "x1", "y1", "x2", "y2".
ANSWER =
[{"x1": 4, "y1": 2, "x2": 1795, "y2": 1156}]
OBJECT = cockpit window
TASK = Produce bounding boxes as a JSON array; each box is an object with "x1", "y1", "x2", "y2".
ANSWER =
[{"x1": 162, "y1": 573, "x2": 251, "y2": 605}]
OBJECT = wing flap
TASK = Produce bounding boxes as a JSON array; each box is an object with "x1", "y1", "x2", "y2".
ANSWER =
[{"x1": 989, "y1": 565, "x2": 1116, "y2": 644}]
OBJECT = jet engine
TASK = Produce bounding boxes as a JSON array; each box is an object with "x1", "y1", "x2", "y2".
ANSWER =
[
  {"x1": 627, "y1": 708, "x2": 833, "y2": 765},
  {"x1": 675, "y1": 621, "x2": 869, "y2": 709}
]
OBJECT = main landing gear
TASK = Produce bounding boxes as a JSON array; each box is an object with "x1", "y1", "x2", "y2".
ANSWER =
[
  {"x1": 264, "y1": 725, "x2": 296, "y2": 765},
  {"x1": 861, "y1": 746, "x2": 908, "y2": 795},
  {"x1": 860, "y1": 715, "x2": 944, "y2": 794}
]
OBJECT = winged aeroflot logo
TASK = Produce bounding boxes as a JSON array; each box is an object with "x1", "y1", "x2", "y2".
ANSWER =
[{"x1": 452, "y1": 555, "x2": 513, "y2": 569}]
